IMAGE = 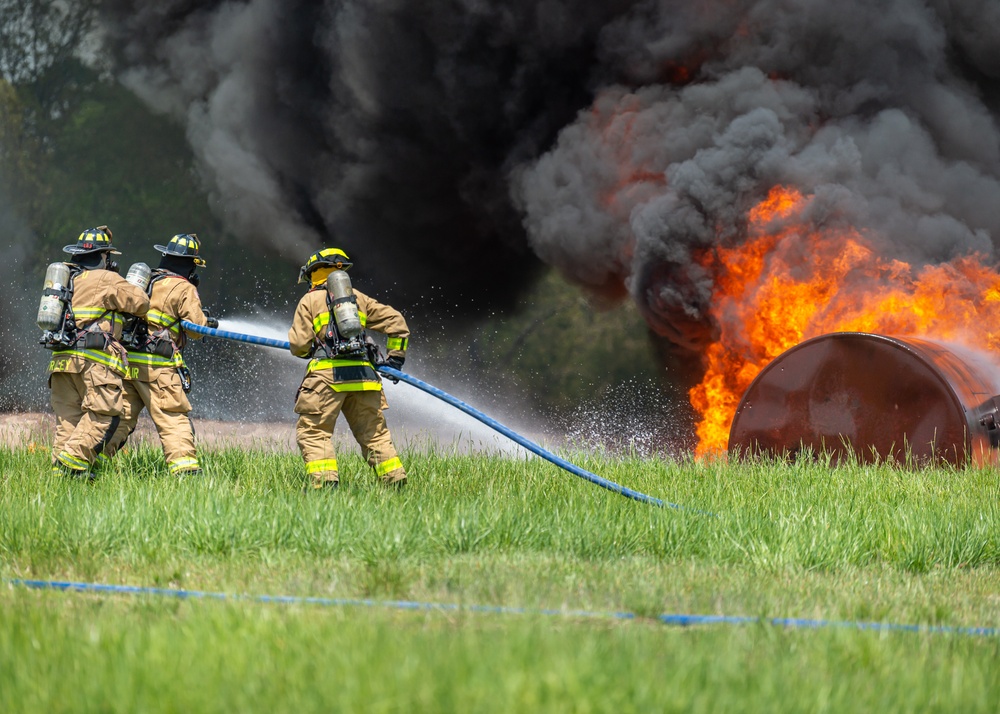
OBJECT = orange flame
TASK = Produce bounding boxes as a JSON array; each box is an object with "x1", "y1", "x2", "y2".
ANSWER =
[{"x1": 691, "y1": 186, "x2": 1000, "y2": 456}]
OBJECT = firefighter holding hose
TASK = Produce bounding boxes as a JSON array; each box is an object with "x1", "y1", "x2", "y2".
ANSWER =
[
  {"x1": 105, "y1": 234, "x2": 218, "y2": 476},
  {"x1": 42, "y1": 227, "x2": 150, "y2": 479},
  {"x1": 288, "y1": 248, "x2": 409, "y2": 490}
]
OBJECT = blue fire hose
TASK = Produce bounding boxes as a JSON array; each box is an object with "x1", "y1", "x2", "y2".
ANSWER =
[{"x1": 182, "y1": 320, "x2": 679, "y2": 509}]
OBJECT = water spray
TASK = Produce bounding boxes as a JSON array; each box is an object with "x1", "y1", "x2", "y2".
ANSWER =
[{"x1": 181, "y1": 320, "x2": 679, "y2": 509}]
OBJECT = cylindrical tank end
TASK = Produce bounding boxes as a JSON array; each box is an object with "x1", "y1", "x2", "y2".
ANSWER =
[{"x1": 728, "y1": 332, "x2": 1000, "y2": 467}]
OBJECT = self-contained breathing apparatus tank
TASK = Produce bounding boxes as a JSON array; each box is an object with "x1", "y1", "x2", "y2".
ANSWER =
[
  {"x1": 37, "y1": 262, "x2": 77, "y2": 349},
  {"x1": 120, "y1": 263, "x2": 153, "y2": 350},
  {"x1": 125, "y1": 262, "x2": 152, "y2": 291},
  {"x1": 37, "y1": 262, "x2": 70, "y2": 331},
  {"x1": 325, "y1": 269, "x2": 365, "y2": 355}
]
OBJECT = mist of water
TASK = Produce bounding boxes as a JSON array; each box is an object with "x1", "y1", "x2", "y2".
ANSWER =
[{"x1": 196, "y1": 316, "x2": 536, "y2": 455}]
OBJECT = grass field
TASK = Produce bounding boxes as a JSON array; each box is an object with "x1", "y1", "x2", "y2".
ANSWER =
[{"x1": 1, "y1": 439, "x2": 998, "y2": 712}]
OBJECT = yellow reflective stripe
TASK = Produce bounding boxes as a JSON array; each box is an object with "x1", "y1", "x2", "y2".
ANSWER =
[
  {"x1": 74, "y1": 307, "x2": 124, "y2": 331},
  {"x1": 126, "y1": 352, "x2": 175, "y2": 367},
  {"x1": 312, "y1": 310, "x2": 367, "y2": 335},
  {"x1": 56, "y1": 452, "x2": 89, "y2": 471},
  {"x1": 147, "y1": 310, "x2": 180, "y2": 335},
  {"x1": 168, "y1": 458, "x2": 200, "y2": 473},
  {"x1": 386, "y1": 337, "x2": 407, "y2": 351},
  {"x1": 73, "y1": 307, "x2": 105, "y2": 319},
  {"x1": 312, "y1": 312, "x2": 331, "y2": 334},
  {"x1": 331, "y1": 382, "x2": 382, "y2": 392},
  {"x1": 375, "y1": 457, "x2": 403, "y2": 476},
  {"x1": 306, "y1": 459, "x2": 338, "y2": 474},
  {"x1": 53, "y1": 348, "x2": 125, "y2": 374},
  {"x1": 308, "y1": 358, "x2": 374, "y2": 372}
]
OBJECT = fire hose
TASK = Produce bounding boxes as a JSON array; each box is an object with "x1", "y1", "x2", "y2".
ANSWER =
[{"x1": 181, "y1": 320, "x2": 678, "y2": 509}]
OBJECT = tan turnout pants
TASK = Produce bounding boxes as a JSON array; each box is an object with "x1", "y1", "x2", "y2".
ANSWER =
[
  {"x1": 50, "y1": 362, "x2": 123, "y2": 472},
  {"x1": 294, "y1": 371, "x2": 406, "y2": 486},
  {"x1": 107, "y1": 368, "x2": 199, "y2": 474}
]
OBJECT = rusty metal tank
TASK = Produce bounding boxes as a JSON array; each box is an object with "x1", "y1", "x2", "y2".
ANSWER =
[{"x1": 728, "y1": 332, "x2": 1000, "y2": 465}]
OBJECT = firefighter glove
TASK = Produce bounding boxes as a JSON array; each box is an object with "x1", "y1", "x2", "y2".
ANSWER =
[{"x1": 385, "y1": 355, "x2": 405, "y2": 371}]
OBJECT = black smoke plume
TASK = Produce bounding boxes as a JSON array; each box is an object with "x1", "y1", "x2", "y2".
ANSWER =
[
  {"x1": 98, "y1": 0, "x2": 1000, "y2": 356},
  {"x1": 98, "y1": 0, "x2": 639, "y2": 306}
]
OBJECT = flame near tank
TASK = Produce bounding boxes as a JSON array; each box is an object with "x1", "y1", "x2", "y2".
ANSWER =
[{"x1": 691, "y1": 186, "x2": 1000, "y2": 457}]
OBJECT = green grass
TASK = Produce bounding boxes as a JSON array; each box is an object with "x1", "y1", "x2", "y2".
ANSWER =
[{"x1": 1, "y1": 442, "x2": 998, "y2": 712}]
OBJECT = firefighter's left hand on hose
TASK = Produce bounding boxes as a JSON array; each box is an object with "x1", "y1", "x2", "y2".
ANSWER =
[{"x1": 385, "y1": 355, "x2": 405, "y2": 371}]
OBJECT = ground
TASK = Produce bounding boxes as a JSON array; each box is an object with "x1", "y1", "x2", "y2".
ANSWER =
[{"x1": 0, "y1": 412, "x2": 297, "y2": 452}]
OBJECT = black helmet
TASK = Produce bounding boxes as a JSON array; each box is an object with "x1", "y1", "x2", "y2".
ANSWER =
[
  {"x1": 154, "y1": 233, "x2": 206, "y2": 267},
  {"x1": 62, "y1": 226, "x2": 120, "y2": 256},
  {"x1": 298, "y1": 248, "x2": 352, "y2": 283}
]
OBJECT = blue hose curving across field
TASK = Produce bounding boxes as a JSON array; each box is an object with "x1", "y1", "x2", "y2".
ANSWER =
[{"x1": 181, "y1": 320, "x2": 681, "y2": 509}]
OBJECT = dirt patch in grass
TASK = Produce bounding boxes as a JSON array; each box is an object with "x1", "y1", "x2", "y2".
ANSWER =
[{"x1": 0, "y1": 411, "x2": 297, "y2": 452}]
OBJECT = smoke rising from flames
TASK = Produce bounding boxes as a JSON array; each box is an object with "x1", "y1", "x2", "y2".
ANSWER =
[{"x1": 96, "y1": 1, "x2": 1000, "y2": 447}]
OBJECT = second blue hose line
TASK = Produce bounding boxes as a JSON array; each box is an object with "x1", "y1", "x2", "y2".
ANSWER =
[
  {"x1": 182, "y1": 320, "x2": 682, "y2": 510},
  {"x1": 8, "y1": 578, "x2": 995, "y2": 638}
]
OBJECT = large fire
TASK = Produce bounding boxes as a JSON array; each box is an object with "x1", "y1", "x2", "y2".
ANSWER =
[{"x1": 690, "y1": 186, "x2": 1000, "y2": 456}]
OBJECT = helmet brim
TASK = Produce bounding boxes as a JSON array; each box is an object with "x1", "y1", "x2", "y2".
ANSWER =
[
  {"x1": 298, "y1": 261, "x2": 352, "y2": 283},
  {"x1": 63, "y1": 244, "x2": 122, "y2": 255},
  {"x1": 156, "y1": 244, "x2": 207, "y2": 267}
]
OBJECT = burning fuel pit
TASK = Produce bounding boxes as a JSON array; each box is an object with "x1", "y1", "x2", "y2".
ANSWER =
[{"x1": 728, "y1": 332, "x2": 1000, "y2": 466}]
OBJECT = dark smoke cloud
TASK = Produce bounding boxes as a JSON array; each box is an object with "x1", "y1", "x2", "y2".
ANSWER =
[
  {"x1": 517, "y1": 0, "x2": 1000, "y2": 348},
  {"x1": 98, "y1": 0, "x2": 639, "y2": 306},
  {"x1": 99, "y1": 0, "x2": 1000, "y2": 357}
]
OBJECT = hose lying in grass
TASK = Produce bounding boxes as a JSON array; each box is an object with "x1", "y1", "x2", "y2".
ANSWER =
[
  {"x1": 8, "y1": 578, "x2": 997, "y2": 638},
  {"x1": 181, "y1": 320, "x2": 679, "y2": 509}
]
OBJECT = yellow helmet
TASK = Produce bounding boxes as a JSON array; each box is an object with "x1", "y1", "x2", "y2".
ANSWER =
[
  {"x1": 63, "y1": 226, "x2": 120, "y2": 255},
  {"x1": 154, "y1": 233, "x2": 206, "y2": 266},
  {"x1": 298, "y1": 248, "x2": 352, "y2": 283}
]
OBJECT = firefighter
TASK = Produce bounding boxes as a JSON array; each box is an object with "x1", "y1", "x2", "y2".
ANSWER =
[
  {"x1": 288, "y1": 248, "x2": 409, "y2": 490},
  {"x1": 48, "y1": 226, "x2": 150, "y2": 478},
  {"x1": 106, "y1": 234, "x2": 218, "y2": 476}
]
